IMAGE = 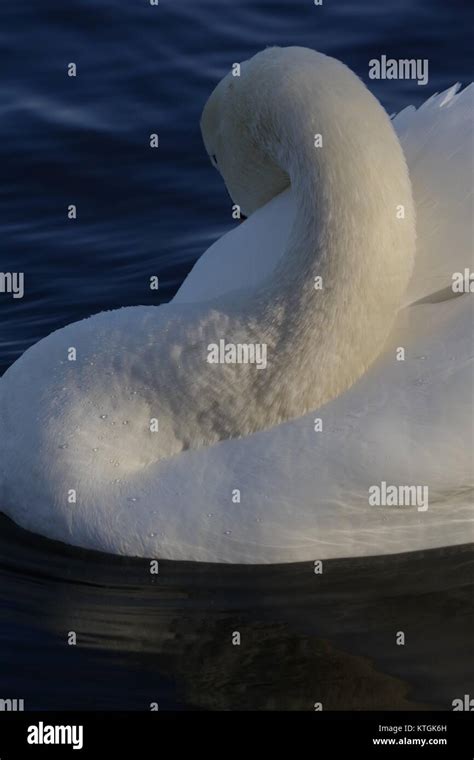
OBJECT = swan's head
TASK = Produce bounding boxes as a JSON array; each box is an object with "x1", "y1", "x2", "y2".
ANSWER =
[
  {"x1": 201, "y1": 49, "x2": 292, "y2": 217},
  {"x1": 201, "y1": 46, "x2": 412, "y2": 234}
]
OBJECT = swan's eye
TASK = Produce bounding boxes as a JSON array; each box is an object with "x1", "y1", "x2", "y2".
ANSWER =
[{"x1": 210, "y1": 154, "x2": 218, "y2": 169}]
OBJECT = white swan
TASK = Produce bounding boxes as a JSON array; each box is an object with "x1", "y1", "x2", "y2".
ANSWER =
[{"x1": 0, "y1": 47, "x2": 472, "y2": 562}]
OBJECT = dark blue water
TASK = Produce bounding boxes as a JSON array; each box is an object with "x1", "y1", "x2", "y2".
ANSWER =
[{"x1": 0, "y1": 0, "x2": 472, "y2": 710}]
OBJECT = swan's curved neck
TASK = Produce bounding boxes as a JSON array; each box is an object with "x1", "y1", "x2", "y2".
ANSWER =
[{"x1": 247, "y1": 88, "x2": 415, "y2": 417}]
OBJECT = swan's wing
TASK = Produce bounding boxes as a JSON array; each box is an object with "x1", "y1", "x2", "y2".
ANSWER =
[
  {"x1": 172, "y1": 189, "x2": 294, "y2": 304},
  {"x1": 394, "y1": 84, "x2": 474, "y2": 305}
]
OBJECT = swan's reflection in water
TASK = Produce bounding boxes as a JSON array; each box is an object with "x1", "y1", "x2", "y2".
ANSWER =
[{"x1": 0, "y1": 513, "x2": 472, "y2": 710}]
